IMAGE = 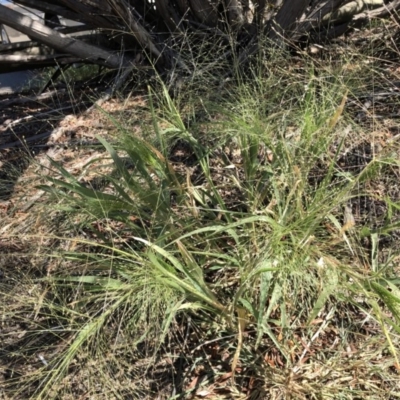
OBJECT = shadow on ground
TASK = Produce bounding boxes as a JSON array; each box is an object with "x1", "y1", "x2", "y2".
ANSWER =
[{"x1": 0, "y1": 87, "x2": 99, "y2": 203}]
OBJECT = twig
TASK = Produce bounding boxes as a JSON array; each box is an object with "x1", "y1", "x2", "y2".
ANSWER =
[
  {"x1": 86, "y1": 63, "x2": 136, "y2": 111},
  {"x1": 1, "y1": 104, "x2": 79, "y2": 130},
  {"x1": 0, "y1": 127, "x2": 65, "y2": 150},
  {"x1": 292, "y1": 307, "x2": 335, "y2": 373},
  {"x1": 0, "y1": 89, "x2": 68, "y2": 108},
  {"x1": 353, "y1": 0, "x2": 400, "y2": 21}
]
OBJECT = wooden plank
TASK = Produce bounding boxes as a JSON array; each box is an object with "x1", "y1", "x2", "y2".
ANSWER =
[
  {"x1": 0, "y1": 54, "x2": 73, "y2": 63},
  {"x1": 0, "y1": 55, "x2": 81, "y2": 73},
  {"x1": 0, "y1": 4, "x2": 124, "y2": 69},
  {"x1": 10, "y1": 0, "x2": 90, "y2": 25},
  {"x1": 0, "y1": 41, "x2": 39, "y2": 53}
]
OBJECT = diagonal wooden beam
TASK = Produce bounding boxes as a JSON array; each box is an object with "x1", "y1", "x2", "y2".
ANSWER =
[
  {"x1": 0, "y1": 4, "x2": 124, "y2": 69},
  {"x1": 11, "y1": 0, "x2": 84, "y2": 24}
]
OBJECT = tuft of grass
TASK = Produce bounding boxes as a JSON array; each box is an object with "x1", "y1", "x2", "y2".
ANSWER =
[{"x1": 2, "y1": 41, "x2": 400, "y2": 399}]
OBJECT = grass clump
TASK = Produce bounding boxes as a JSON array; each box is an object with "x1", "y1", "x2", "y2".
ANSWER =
[{"x1": 1, "y1": 49, "x2": 400, "y2": 399}]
